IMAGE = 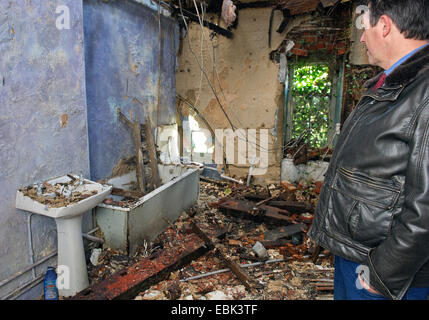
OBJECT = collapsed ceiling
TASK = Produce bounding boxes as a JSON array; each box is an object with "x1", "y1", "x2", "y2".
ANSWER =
[{"x1": 166, "y1": 0, "x2": 351, "y2": 15}]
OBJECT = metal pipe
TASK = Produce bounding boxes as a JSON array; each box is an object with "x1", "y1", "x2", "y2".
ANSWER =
[
  {"x1": 282, "y1": 65, "x2": 290, "y2": 149},
  {"x1": 1, "y1": 224, "x2": 99, "y2": 298},
  {"x1": 91, "y1": 208, "x2": 97, "y2": 237},
  {"x1": 180, "y1": 259, "x2": 286, "y2": 282},
  {"x1": 1, "y1": 274, "x2": 45, "y2": 300},
  {"x1": 247, "y1": 156, "x2": 257, "y2": 186},
  {"x1": 82, "y1": 233, "x2": 104, "y2": 244},
  {"x1": 220, "y1": 174, "x2": 244, "y2": 184},
  {"x1": 0, "y1": 230, "x2": 99, "y2": 298},
  {"x1": 86, "y1": 227, "x2": 99, "y2": 236},
  {"x1": 180, "y1": 254, "x2": 328, "y2": 282},
  {"x1": 26, "y1": 213, "x2": 36, "y2": 279},
  {"x1": 203, "y1": 166, "x2": 244, "y2": 184},
  {"x1": 0, "y1": 225, "x2": 101, "y2": 289},
  {"x1": 0, "y1": 251, "x2": 57, "y2": 289}
]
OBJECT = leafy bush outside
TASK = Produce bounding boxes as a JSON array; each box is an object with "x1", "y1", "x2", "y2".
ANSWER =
[{"x1": 291, "y1": 65, "x2": 331, "y2": 148}]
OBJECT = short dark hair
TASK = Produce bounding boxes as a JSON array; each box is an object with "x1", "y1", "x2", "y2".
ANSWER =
[{"x1": 366, "y1": 0, "x2": 429, "y2": 40}]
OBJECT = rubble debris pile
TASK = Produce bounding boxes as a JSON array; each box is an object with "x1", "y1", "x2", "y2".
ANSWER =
[
  {"x1": 101, "y1": 189, "x2": 140, "y2": 208},
  {"x1": 74, "y1": 231, "x2": 210, "y2": 300},
  {"x1": 283, "y1": 132, "x2": 333, "y2": 166},
  {"x1": 81, "y1": 175, "x2": 334, "y2": 300}
]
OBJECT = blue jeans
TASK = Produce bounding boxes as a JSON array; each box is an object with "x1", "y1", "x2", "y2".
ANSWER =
[{"x1": 334, "y1": 255, "x2": 429, "y2": 300}]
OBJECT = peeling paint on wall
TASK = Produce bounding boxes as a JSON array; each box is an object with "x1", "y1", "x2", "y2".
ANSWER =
[
  {"x1": 60, "y1": 114, "x2": 68, "y2": 128},
  {"x1": 0, "y1": 0, "x2": 90, "y2": 299},
  {"x1": 83, "y1": 0, "x2": 179, "y2": 181}
]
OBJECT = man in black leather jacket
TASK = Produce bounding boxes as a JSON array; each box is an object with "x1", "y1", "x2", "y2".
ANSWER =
[{"x1": 308, "y1": 0, "x2": 429, "y2": 300}]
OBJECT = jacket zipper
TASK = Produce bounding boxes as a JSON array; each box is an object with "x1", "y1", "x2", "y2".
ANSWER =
[
  {"x1": 340, "y1": 167, "x2": 395, "y2": 185},
  {"x1": 329, "y1": 84, "x2": 404, "y2": 173},
  {"x1": 331, "y1": 84, "x2": 403, "y2": 169},
  {"x1": 329, "y1": 97, "x2": 375, "y2": 170},
  {"x1": 338, "y1": 168, "x2": 401, "y2": 210},
  {"x1": 338, "y1": 168, "x2": 400, "y2": 193}
]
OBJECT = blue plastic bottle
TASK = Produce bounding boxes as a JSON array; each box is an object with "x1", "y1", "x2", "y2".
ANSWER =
[{"x1": 43, "y1": 266, "x2": 59, "y2": 300}]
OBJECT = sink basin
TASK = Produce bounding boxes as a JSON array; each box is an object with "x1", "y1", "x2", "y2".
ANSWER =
[{"x1": 16, "y1": 175, "x2": 112, "y2": 219}]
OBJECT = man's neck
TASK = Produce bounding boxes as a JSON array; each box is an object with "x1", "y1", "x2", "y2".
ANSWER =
[{"x1": 383, "y1": 40, "x2": 429, "y2": 70}]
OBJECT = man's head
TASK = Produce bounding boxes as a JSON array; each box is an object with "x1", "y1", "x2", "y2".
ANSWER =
[{"x1": 360, "y1": 0, "x2": 429, "y2": 69}]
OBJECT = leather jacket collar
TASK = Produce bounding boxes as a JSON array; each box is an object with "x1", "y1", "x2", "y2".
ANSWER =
[{"x1": 363, "y1": 45, "x2": 429, "y2": 101}]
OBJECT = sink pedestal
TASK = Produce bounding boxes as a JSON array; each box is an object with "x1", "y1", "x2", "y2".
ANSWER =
[{"x1": 56, "y1": 215, "x2": 89, "y2": 297}]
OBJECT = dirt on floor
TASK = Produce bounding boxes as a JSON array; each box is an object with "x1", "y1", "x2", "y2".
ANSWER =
[{"x1": 87, "y1": 177, "x2": 334, "y2": 300}]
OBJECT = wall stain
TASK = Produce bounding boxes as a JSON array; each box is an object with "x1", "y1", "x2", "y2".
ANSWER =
[{"x1": 60, "y1": 114, "x2": 68, "y2": 127}]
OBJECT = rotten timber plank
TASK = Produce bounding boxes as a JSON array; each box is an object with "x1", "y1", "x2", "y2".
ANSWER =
[
  {"x1": 267, "y1": 200, "x2": 314, "y2": 213},
  {"x1": 255, "y1": 195, "x2": 278, "y2": 207},
  {"x1": 70, "y1": 233, "x2": 207, "y2": 300},
  {"x1": 190, "y1": 221, "x2": 256, "y2": 292},
  {"x1": 312, "y1": 244, "x2": 322, "y2": 264},
  {"x1": 144, "y1": 117, "x2": 161, "y2": 190},
  {"x1": 316, "y1": 286, "x2": 334, "y2": 291},
  {"x1": 133, "y1": 120, "x2": 146, "y2": 194},
  {"x1": 117, "y1": 109, "x2": 146, "y2": 195}
]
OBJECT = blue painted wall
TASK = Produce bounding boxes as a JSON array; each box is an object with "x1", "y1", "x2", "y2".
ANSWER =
[
  {"x1": 0, "y1": 0, "x2": 91, "y2": 298},
  {"x1": 83, "y1": 0, "x2": 179, "y2": 181},
  {"x1": 0, "y1": 0, "x2": 179, "y2": 299}
]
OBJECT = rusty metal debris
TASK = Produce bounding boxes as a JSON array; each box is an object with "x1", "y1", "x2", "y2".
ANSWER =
[
  {"x1": 215, "y1": 198, "x2": 314, "y2": 226},
  {"x1": 215, "y1": 198, "x2": 292, "y2": 224},
  {"x1": 284, "y1": 131, "x2": 333, "y2": 166},
  {"x1": 190, "y1": 221, "x2": 257, "y2": 292},
  {"x1": 264, "y1": 224, "x2": 307, "y2": 241},
  {"x1": 75, "y1": 176, "x2": 333, "y2": 300},
  {"x1": 73, "y1": 221, "x2": 228, "y2": 300}
]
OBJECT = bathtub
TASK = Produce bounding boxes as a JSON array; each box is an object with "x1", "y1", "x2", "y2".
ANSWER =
[{"x1": 95, "y1": 164, "x2": 200, "y2": 255}]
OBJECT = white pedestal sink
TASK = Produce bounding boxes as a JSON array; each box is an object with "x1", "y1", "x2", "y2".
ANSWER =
[{"x1": 16, "y1": 174, "x2": 112, "y2": 297}]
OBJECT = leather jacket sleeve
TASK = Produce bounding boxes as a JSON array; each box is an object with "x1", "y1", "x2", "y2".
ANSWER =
[{"x1": 364, "y1": 98, "x2": 429, "y2": 300}]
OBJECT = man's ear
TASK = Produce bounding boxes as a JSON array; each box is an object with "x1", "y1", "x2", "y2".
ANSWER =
[{"x1": 379, "y1": 15, "x2": 392, "y2": 38}]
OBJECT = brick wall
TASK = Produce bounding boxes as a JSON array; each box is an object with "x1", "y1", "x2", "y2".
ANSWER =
[
  {"x1": 286, "y1": 4, "x2": 352, "y2": 58},
  {"x1": 290, "y1": 31, "x2": 348, "y2": 57}
]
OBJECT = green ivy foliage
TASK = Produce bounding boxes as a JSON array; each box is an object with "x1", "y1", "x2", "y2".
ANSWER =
[{"x1": 291, "y1": 65, "x2": 332, "y2": 148}]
